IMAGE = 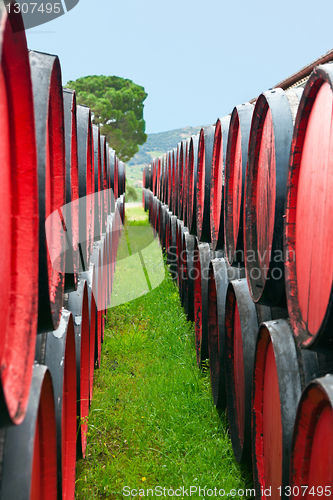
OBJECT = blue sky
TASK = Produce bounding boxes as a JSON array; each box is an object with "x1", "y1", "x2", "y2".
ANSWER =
[{"x1": 26, "y1": 0, "x2": 333, "y2": 134}]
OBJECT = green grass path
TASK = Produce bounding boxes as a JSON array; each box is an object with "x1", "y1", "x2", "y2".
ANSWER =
[{"x1": 75, "y1": 206, "x2": 252, "y2": 499}]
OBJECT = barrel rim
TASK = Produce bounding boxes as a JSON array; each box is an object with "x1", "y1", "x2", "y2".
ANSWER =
[
  {"x1": 252, "y1": 318, "x2": 302, "y2": 495},
  {"x1": 244, "y1": 88, "x2": 294, "y2": 306},
  {"x1": 290, "y1": 373, "x2": 333, "y2": 488}
]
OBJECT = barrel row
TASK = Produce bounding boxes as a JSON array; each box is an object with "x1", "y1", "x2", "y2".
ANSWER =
[
  {"x1": 144, "y1": 62, "x2": 333, "y2": 353},
  {"x1": 0, "y1": 5, "x2": 125, "y2": 499},
  {"x1": 143, "y1": 61, "x2": 333, "y2": 498}
]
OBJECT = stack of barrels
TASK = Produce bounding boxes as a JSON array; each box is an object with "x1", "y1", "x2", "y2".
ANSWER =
[
  {"x1": 143, "y1": 63, "x2": 333, "y2": 497},
  {"x1": 0, "y1": 5, "x2": 125, "y2": 499}
]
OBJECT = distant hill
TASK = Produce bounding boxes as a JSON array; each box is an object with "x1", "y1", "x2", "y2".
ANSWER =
[{"x1": 128, "y1": 125, "x2": 203, "y2": 167}]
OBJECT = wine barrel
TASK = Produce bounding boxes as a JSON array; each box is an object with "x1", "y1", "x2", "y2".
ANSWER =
[
  {"x1": 179, "y1": 224, "x2": 190, "y2": 308},
  {"x1": 167, "y1": 150, "x2": 173, "y2": 209},
  {"x1": 145, "y1": 164, "x2": 151, "y2": 191},
  {"x1": 253, "y1": 319, "x2": 301, "y2": 500},
  {"x1": 164, "y1": 209, "x2": 171, "y2": 251},
  {"x1": 109, "y1": 214, "x2": 116, "y2": 289},
  {"x1": 30, "y1": 50, "x2": 66, "y2": 332},
  {"x1": 154, "y1": 197, "x2": 160, "y2": 236},
  {"x1": 161, "y1": 154, "x2": 166, "y2": 203},
  {"x1": 0, "y1": 5, "x2": 39, "y2": 425},
  {"x1": 207, "y1": 258, "x2": 243, "y2": 409},
  {"x1": 112, "y1": 207, "x2": 122, "y2": 277},
  {"x1": 143, "y1": 166, "x2": 147, "y2": 191},
  {"x1": 35, "y1": 310, "x2": 77, "y2": 500},
  {"x1": 118, "y1": 160, "x2": 123, "y2": 198},
  {"x1": 120, "y1": 194, "x2": 125, "y2": 224},
  {"x1": 120, "y1": 192, "x2": 125, "y2": 225},
  {"x1": 157, "y1": 202, "x2": 163, "y2": 247},
  {"x1": 170, "y1": 147, "x2": 178, "y2": 215},
  {"x1": 174, "y1": 143, "x2": 181, "y2": 217},
  {"x1": 159, "y1": 204, "x2": 168, "y2": 252},
  {"x1": 68, "y1": 278, "x2": 90, "y2": 459},
  {"x1": 224, "y1": 104, "x2": 254, "y2": 265},
  {"x1": 196, "y1": 125, "x2": 215, "y2": 242},
  {"x1": 103, "y1": 229, "x2": 110, "y2": 319},
  {"x1": 114, "y1": 156, "x2": 119, "y2": 201},
  {"x1": 109, "y1": 148, "x2": 116, "y2": 214},
  {"x1": 164, "y1": 208, "x2": 171, "y2": 254},
  {"x1": 81, "y1": 259, "x2": 97, "y2": 403},
  {"x1": 290, "y1": 375, "x2": 333, "y2": 493},
  {"x1": 145, "y1": 188, "x2": 151, "y2": 213},
  {"x1": 193, "y1": 241, "x2": 211, "y2": 366},
  {"x1": 167, "y1": 215, "x2": 178, "y2": 280},
  {"x1": 182, "y1": 138, "x2": 191, "y2": 226},
  {"x1": 152, "y1": 157, "x2": 157, "y2": 197},
  {"x1": 100, "y1": 135, "x2": 108, "y2": 233},
  {"x1": 164, "y1": 152, "x2": 169, "y2": 207},
  {"x1": 176, "y1": 219, "x2": 187, "y2": 301},
  {"x1": 182, "y1": 231, "x2": 196, "y2": 322},
  {"x1": 244, "y1": 88, "x2": 302, "y2": 307},
  {"x1": 0, "y1": 365, "x2": 57, "y2": 500},
  {"x1": 164, "y1": 152, "x2": 169, "y2": 205},
  {"x1": 178, "y1": 139, "x2": 187, "y2": 220},
  {"x1": 160, "y1": 155, "x2": 165, "y2": 203},
  {"x1": 252, "y1": 319, "x2": 332, "y2": 500},
  {"x1": 145, "y1": 165, "x2": 152, "y2": 191},
  {"x1": 225, "y1": 278, "x2": 272, "y2": 463},
  {"x1": 96, "y1": 235, "x2": 107, "y2": 344},
  {"x1": 106, "y1": 217, "x2": 113, "y2": 308},
  {"x1": 155, "y1": 197, "x2": 161, "y2": 235},
  {"x1": 156, "y1": 156, "x2": 162, "y2": 201},
  {"x1": 210, "y1": 116, "x2": 231, "y2": 250},
  {"x1": 118, "y1": 160, "x2": 125, "y2": 197},
  {"x1": 148, "y1": 189, "x2": 154, "y2": 223},
  {"x1": 149, "y1": 194, "x2": 154, "y2": 229},
  {"x1": 187, "y1": 134, "x2": 200, "y2": 237},
  {"x1": 104, "y1": 222, "x2": 110, "y2": 310},
  {"x1": 63, "y1": 88, "x2": 79, "y2": 293},
  {"x1": 123, "y1": 162, "x2": 126, "y2": 196},
  {"x1": 93, "y1": 125, "x2": 102, "y2": 241},
  {"x1": 77, "y1": 104, "x2": 95, "y2": 270},
  {"x1": 284, "y1": 64, "x2": 333, "y2": 350},
  {"x1": 156, "y1": 156, "x2": 163, "y2": 200}
]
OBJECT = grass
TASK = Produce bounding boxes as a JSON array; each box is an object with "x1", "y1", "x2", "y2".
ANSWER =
[
  {"x1": 75, "y1": 206, "x2": 252, "y2": 499},
  {"x1": 125, "y1": 204, "x2": 148, "y2": 222}
]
